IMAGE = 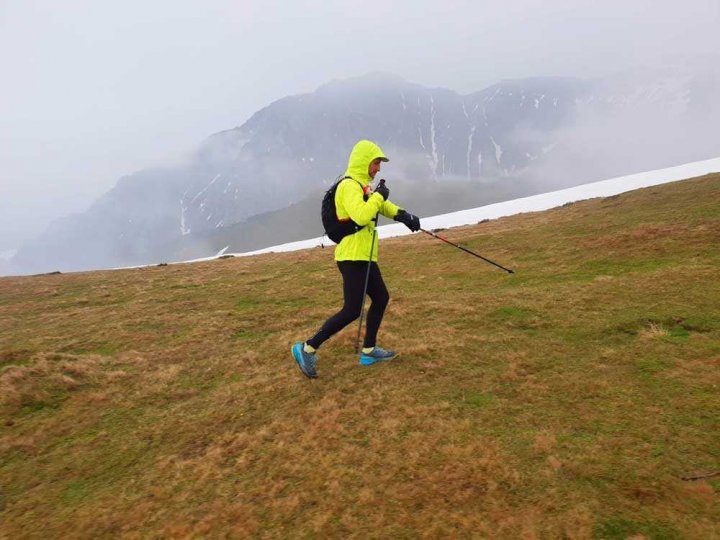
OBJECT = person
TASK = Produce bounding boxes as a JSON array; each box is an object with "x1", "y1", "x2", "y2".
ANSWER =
[{"x1": 292, "y1": 139, "x2": 420, "y2": 378}]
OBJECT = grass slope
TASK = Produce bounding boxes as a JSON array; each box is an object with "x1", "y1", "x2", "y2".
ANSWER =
[{"x1": 1, "y1": 174, "x2": 719, "y2": 539}]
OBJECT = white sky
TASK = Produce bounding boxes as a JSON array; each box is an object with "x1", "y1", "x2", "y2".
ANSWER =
[{"x1": 1, "y1": 0, "x2": 719, "y2": 251}]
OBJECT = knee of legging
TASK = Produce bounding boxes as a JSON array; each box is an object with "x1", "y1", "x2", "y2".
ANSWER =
[
  {"x1": 375, "y1": 290, "x2": 389, "y2": 308},
  {"x1": 342, "y1": 304, "x2": 363, "y2": 322}
]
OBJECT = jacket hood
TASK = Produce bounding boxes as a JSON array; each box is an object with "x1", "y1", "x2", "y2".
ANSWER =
[{"x1": 344, "y1": 140, "x2": 388, "y2": 186}]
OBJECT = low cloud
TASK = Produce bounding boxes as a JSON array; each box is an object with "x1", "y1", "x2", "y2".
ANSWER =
[{"x1": 520, "y1": 70, "x2": 720, "y2": 190}]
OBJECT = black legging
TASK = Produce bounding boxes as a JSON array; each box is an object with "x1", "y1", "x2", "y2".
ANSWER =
[{"x1": 307, "y1": 261, "x2": 389, "y2": 350}]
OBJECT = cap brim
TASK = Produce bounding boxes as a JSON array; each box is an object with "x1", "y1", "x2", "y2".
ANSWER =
[{"x1": 378, "y1": 157, "x2": 389, "y2": 162}]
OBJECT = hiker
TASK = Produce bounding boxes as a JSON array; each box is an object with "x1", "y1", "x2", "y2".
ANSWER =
[{"x1": 292, "y1": 140, "x2": 421, "y2": 378}]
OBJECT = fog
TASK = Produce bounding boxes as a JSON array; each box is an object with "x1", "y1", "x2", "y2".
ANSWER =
[
  {"x1": 518, "y1": 63, "x2": 720, "y2": 191},
  {"x1": 2, "y1": 0, "x2": 719, "y2": 256}
]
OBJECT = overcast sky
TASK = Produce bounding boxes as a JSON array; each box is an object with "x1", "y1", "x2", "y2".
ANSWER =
[{"x1": 1, "y1": 0, "x2": 719, "y2": 252}]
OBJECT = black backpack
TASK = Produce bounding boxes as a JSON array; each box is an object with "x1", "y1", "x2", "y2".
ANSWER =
[{"x1": 321, "y1": 176, "x2": 366, "y2": 243}]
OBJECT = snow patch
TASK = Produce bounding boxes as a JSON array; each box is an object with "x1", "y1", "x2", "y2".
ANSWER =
[
  {"x1": 429, "y1": 96, "x2": 439, "y2": 177},
  {"x1": 467, "y1": 125, "x2": 476, "y2": 178},
  {"x1": 190, "y1": 174, "x2": 222, "y2": 205},
  {"x1": 490, "y1": 136, "x2": 503, "y2": 164},
  {"x1": 180, "y1": 197, "x2": 190, "y2": 235},
  {"x1": 542, "y1": 143, "x2": 557, "y2": 155},
  {"x1": 417, "y1": 126, "x2": 426, "y2": 153}
]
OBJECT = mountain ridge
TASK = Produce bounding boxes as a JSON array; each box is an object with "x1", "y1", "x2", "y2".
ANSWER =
[{"x1": 9, "y1": 63, "x2": 720, "y2": 275}]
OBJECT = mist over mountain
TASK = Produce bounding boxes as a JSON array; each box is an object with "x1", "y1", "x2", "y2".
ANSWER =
[{"x1": 8, "y1": 60, "x2": 720, "y2": 275}]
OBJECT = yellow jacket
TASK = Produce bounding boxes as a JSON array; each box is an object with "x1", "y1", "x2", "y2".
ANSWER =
[{"x1": 334, "y1": 140, "x2": 401, "y2": 262}]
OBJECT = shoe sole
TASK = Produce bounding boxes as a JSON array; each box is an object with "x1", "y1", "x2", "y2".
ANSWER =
[
  {"x1": 292, "y1": 343, "x2": 318, "y2": 379},
  {"x1": 359, "y1": 352, "x2": 399, "y2": 366}
]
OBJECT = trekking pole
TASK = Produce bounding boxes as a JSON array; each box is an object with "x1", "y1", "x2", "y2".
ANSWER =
[
  {"x1": 354, "y1": 179, "x2": 385, "y2": 353},
  {"x1": 420, "y1": 228, "x2": 515, "y2": 274},
  {"x1": 354, "y1": 222, "x2": 378, "y2": 354}
]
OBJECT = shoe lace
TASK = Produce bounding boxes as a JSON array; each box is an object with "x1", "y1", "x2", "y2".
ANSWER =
[{"x1": 306, "y1": 351, "x2": 317, "y2": 369}]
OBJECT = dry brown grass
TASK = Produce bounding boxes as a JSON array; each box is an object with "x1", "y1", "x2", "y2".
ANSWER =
[{"x1": 1, "y1": 174, "x2": 719, "y2": 538}]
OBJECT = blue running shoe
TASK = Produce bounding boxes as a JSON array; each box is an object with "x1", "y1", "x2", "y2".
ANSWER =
[
  {"x1": 292, "y1": 342, "x2": 318, "y2": 378},
  {"x1": 359, "y1": 346, "x2": 397, "y2": 366}
]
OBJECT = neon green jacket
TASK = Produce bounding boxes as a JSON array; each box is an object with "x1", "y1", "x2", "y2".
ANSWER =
[{"x1": 334, "y1": 140, "x2": 401, "y2": 262}]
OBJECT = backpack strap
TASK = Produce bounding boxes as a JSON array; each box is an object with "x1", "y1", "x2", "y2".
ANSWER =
[{"x1": 337, "y1": 175, "x2": 370, "y2": 201}]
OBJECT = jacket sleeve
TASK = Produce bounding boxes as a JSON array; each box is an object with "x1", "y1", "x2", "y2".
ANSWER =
[
  {"x1": 380, "y1": 199, "x2": 401, "y2": 219},
  {"x1": 338, "y1": 180, "x2": 385, "y2": 226}
]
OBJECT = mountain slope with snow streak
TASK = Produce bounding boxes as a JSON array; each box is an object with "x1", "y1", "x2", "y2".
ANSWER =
[{"x1": 222, "y1": 156, "x2": 720, "y2": 260}]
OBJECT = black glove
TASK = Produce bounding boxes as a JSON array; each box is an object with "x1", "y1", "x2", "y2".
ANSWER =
[
  {"x1": 394, "y1": 209, "x2": 420, "y2": 232},
  {"x1": 374, "y1": 180, "x2": 389, "y2": 201}
]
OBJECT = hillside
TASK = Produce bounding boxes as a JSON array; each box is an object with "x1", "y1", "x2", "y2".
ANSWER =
[
  {"x1": 1, "y1": 174, "x2": 719, "y2": 538},
  {"x1": 170, "y1": 177, "x2": 545, "y2": 262}
]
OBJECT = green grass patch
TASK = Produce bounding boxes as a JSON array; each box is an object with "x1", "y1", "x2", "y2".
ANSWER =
[
  {"x1": 461, "y1": 391, "x2": 494, "y2": 408},
  {"x1": 635, "y1": 357, "x2": 675, "y2": 375},
  {"x1": 580, "y1": 257, "x2": 674, "y2": 276},
  {"x1": 55, "y1": 343, "x2": 120, "y2": 356},
  {"x1": 235, "y1": 297, "x2": 263, "y2": 310},
  {"x1": 59, "y1": 481, "x2": 91, "y2": 505},
  {"x1": 232, "y1": 329, "x2": 273, "y2": 340},
  {"x1": 0, "y1": 350, "x2": 33, "y2": 368},
  {"x1": 594, "y1": 515, "x2": 681, "y2": 540}
]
